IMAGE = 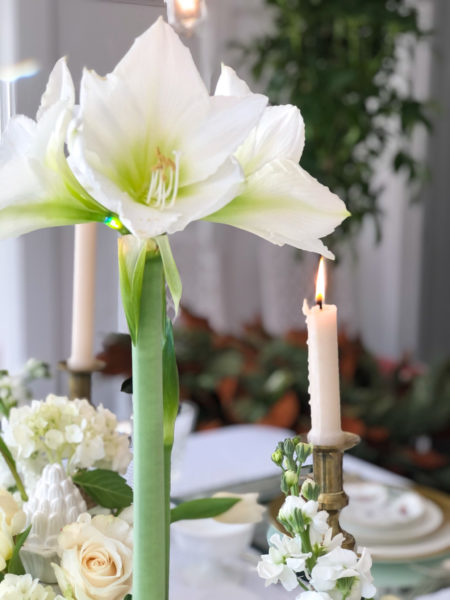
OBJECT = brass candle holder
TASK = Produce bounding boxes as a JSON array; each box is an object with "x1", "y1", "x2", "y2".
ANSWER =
[
  {"x1": 59, "y1": 360, "x2": 105, "y2": 403},
  {"x1": 312, "y1": 431, "x2": 360, "y2": 550}
]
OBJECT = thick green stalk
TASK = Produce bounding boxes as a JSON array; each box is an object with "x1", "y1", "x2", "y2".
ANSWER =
[
  {"x1": 132, "y1": 253, "x2": 166, "y2": 600},
  {"x1": 164, "y1": 444, "x2": 172, "y2": 600}
]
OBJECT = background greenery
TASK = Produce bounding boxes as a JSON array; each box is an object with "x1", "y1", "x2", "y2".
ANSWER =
[{"x1": 238, "y1": 0, "x2": 431, "y2": 248}]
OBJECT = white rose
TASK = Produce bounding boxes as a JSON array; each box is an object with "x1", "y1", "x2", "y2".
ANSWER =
[
  {"x1": 53, "y1": 512, "x2": 133, "y2": 600},
  {"x1": 212, "y1": 492, "x2": 265, "y2": 523},
  {"x1": 0, "y1": 573, "x2": 63, "y2": 600}
]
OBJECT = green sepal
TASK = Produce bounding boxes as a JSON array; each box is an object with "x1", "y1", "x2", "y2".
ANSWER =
[
  {"x1": 163, "y1": 315, "x2": 179, "y2": 448},
  {"x1": 7, "y1": 525, "x2": 31, "y2": 575},
  {"x1": 156, "y1": 235, "x2": 182, "y2": 316},
  {"x1": 170, "y1": 497, "x2": 240, "y2": 523},
  {"x1": 118, "y1": 236, "x2": 149, "y2": 345},
  {"x1": 72, "y1": 469, "x2": 133, "y2": 510}
]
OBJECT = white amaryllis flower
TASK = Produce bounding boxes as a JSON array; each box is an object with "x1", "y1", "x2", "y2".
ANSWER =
[
  {"x1": 257, "y1": 533, "x2": 310, "y2": 591},
  {"x1": 0, "y1": 58, "x2": 109, "y2": 238},
  {"x1": 207, "y1": 65, "x2": 349, "y2": 259},
  {"x1": 68, "y1": 18, "x2": 267, "y2": 240}
]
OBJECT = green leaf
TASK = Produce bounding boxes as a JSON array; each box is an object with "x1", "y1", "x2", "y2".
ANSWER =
[
  {"x1": 7, "y1": 525, "x2": 31, "y2": 575},
  {"x1": 156, "y1": 235, "x2": 182, "y2": 315},
  {"x1": 118, "y1": 235, "x2": 149, "y2": 345},
  {"x1": 72, "y1": 469, "x2": 133, "y2": 509},
  {"x1": 170, "y1": 497, "x2": 240, "y2": 523},
  {"x1": 163, "y1": 316, "x2": 179, "y2": 447}
]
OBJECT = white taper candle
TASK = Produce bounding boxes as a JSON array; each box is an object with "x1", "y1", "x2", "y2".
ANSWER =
[
  {"x1": 68, "y1": 223, "x2": 97, "y2": 371},
  {"x1": 302, "y1": 258, "x2": 344, "y2": 446}
]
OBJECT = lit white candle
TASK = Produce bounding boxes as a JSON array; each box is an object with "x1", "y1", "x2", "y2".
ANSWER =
[
  {"x1": 68, "y1": 223, "x2": 97, "y2": 371},
  {"x1": 303, "y1": 258, "x2": 344, "y2": 446}
]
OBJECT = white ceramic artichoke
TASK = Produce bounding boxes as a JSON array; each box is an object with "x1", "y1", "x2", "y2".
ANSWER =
[{"x1": 20, "y1": 463, "x2": 87, "y2": 583}]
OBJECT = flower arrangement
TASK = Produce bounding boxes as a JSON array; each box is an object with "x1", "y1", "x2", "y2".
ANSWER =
[
  {"x1": 257, "y1": 439, "x2": 376, "y2": 600},
  {"x1": 0, "y1": 15, "x2": 349, "y2": 600},
  {"x1": 0, "y1": 395, "x2": 131, "y2": 494}
]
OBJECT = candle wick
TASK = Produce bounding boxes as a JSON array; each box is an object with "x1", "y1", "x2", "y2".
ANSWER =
[{"x1": 317, "y1": 299, "x2": 323, "y2": 310}]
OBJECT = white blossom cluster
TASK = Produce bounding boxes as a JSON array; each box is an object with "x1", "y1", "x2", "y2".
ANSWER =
[
  {"x1": 0, "y1": 395, "x2": 131, "y2": 491},
  {"x1": 257, "y1": 486, "x2": 376, "y2": 600},
  {"x1": 0, "y1": 574, "x2": 62, "y2": 600}
]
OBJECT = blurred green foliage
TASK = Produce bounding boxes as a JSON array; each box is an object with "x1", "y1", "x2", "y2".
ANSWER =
[{"x1": 238, "y1": 0, "x2": 431, "y2": 248}]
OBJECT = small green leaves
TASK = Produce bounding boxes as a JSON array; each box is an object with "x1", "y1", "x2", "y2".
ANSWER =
[
  {"x1": 7, "y1": 525, "x2": 31, "y2": 575},
  {"x1": 72, "y1": 469, "x2": 133, "y2": 510},
  {"x1": 170, "y1": 497, "x2": 240, "y2": 523},
  {"x1": 163, "y1": 316, "x2": 179, "y2": 448}
]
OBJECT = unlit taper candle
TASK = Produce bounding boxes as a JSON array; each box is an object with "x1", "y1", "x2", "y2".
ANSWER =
[
  {"x1": 303, "y1": 258, "x2": 344, "y2": 446},
  {"x1": 68, "y1": 223, "x2": 97, "y2": 371}
]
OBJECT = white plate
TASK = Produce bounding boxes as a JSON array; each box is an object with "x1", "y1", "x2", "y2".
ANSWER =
[
  {"x1": 342, "y1": 483, "x2": 426, "y2": 530},
  {"x1": 342, "y1": 496, "x2": 443, "y2": 545},
  {"x1": 361, "y1": 522, "x2": 450, "y2": 561}
]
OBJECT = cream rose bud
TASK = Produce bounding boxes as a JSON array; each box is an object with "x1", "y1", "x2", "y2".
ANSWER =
[
  {"x1": 0, "y1": 529, "x2": 13, "y2": 571},
  {"x1": 0, "y1": 488, "x2": 26, "y2": 535},
  {"x1": 53, "y1": 512, "x2": 133, "y2": 600},
  {"x1": 212, "y1": 492, "x2": 265, "y2": 523}
]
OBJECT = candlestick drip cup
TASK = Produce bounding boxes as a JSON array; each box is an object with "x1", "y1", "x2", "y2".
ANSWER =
[
  {"x1": 59, "y1": 360, "x2": 105, "y2": 403},
  {"x1": 311, "y1": 431, "x2": 360, "y2": 550}
]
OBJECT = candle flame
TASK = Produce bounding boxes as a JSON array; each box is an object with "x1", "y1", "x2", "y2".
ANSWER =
[
  {"x1": 315, "y1": 257, "x2": 326, "y2": 307},
  {"x1": 174, "y1": 0, "x2": 202, "y2": 18}
]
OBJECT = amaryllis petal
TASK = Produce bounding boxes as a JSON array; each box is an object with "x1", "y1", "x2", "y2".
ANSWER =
[
  {"x1": 0, "y1": 59, "x2": 108, "y2": 239},
  {"x1": 216, "y1": 65, "x2": 305, "y2": 172},
  {"x1": 206, "y1": 159, "x2": 349, "y2": 259}
]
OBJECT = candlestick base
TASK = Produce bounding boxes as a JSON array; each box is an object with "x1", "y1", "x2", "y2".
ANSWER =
[
  {"x1": 312, "y1": 432, "x2": 360, "y2": 550},
  {"x1": 58, "y1": 361, "x2": 105, "y2": 404}
]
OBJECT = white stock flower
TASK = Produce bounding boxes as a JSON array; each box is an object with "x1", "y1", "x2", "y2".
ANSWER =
[
  {"x1": 310, "y1": 546, "x2": 359, "y2": 593},
  {"x1": 257, "y1": 533, "x2": 310, "y2": 591},
  {"x1": 212, "y1": 492, "x2": 265, "y2": 523},
  {"x1": 1, "y1": 395, "x2": 131, "y2": 490},
  {"x1": 69, "y1": 18, "x2": 267, "y2": 240},
  {"x1": 0, "y1": 574, "x2": 63, "y2": 600},
  {"x1": 278, "y1": 495, "x2": 329, "y2": 543},
  {"x1": 0, "y1": 58, "x2": 109, "y2": 238},
  {"x1": 53, "y1": 512, "x2": 133, "y2": 600},
  {"x1": 353, "y1": 548, "x2": 376, "y2": 600},
  {"x1": 208, "y1": 65, "x2": 350, "y2": 259}
]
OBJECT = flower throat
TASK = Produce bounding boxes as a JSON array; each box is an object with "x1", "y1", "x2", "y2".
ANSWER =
[{"x1": 146, "y1": 147, "x2": 180, "y2": 208}]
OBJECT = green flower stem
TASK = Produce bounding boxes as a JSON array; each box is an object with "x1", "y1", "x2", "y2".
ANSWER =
[
  {"x1": 0, "y1": 435, "x2": 27, "y2": 502},
  {"x1": 164, "y1": 443, "x2": 172, "y2": 600},
  {"x1": 132, "y1": 252, "x2": 166, "y2": 600}
]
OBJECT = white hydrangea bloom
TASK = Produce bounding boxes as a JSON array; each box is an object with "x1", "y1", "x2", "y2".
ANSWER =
[
  {"x1": 0, "y1": 574, "x2": 63, "y2": 600},
  {"x1": 1, "y1": 395, "x2": 132, "y2": 491},
  {"x1": 257, "y1": 533, "x2": 310, "y2": 591}
]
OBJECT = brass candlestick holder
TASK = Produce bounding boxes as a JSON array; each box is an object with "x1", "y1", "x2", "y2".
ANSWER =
[
  {"x1": 59, "y1": 361, "x2": 105, "y2": 403},
  {"x1": 312, "y1": 431, "x2": 360, "y2": 550}
]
